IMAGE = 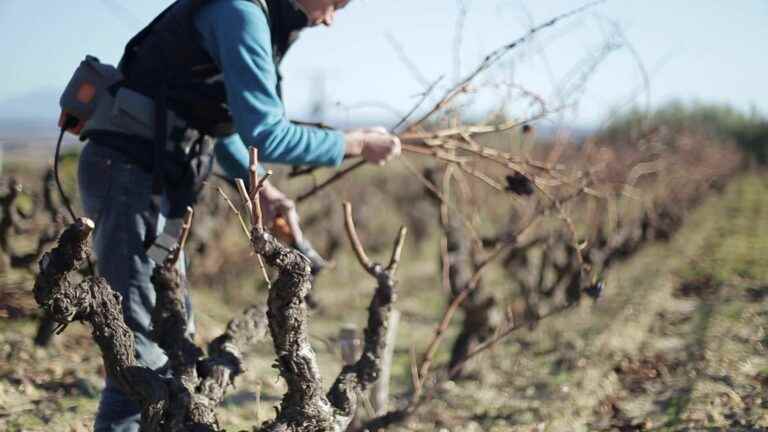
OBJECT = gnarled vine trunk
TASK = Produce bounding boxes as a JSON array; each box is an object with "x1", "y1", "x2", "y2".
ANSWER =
[{"x1": 34, "y1": 219, "x2": 401, "y2": 432}]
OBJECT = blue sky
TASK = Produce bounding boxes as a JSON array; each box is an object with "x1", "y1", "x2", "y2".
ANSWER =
[{"x1": 1, "y1": 0, "x2": 767, "y2": 127}]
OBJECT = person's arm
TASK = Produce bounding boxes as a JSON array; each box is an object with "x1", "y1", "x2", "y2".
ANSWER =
[
  {"x1": 197, "y1": 1, "x2": 401, "y2": 170},
  {"x1": 214, "y1": 133, "x2": 302, "y2": 240},
  {"x1": 199, "y1": 0, "x2": 401, "y2": 248},
  {"x1": 196, "y1": 1, "x2": 345, "y2": 167}
]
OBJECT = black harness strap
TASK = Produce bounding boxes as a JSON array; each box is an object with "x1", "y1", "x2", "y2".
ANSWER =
[
  {"x1": 119, "y1": 3, "x2": 176, "y2": 72},
  {"x1": 111, "y1": 0, "x2": 301, "y2": 257}
]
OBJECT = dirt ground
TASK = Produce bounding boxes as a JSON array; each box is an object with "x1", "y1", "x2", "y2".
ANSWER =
[
  {"x1": 1, "y1": 174, "x2": 767, "y2": 431},
  {"x1": 406, "y1": 175, "x2": 768, "y2": 432}
]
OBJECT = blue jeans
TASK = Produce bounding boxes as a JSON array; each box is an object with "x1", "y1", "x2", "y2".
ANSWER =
[{"x1": 78, "y1": 140, "x2": 193, "y2": 432}]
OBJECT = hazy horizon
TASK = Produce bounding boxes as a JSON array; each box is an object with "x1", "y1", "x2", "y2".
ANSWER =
[{"x1": 2, "y1": 1, "x2": 767, "y2": 130}]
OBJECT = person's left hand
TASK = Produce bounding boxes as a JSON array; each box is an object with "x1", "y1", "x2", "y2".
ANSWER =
[{"x1": 344, "y1": 127, "x2": 402, "y2": 165}]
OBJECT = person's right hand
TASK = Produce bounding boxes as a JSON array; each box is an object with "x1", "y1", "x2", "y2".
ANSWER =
[{"x1": 344, "y1": 127, "x2": 402, "y2": 165}]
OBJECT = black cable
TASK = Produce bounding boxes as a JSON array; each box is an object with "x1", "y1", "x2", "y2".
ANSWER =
[
  {"x1": 55, "y1": 116, "x2": 95, "y2": 276},
  {"x1": 54, "y1": 122, "x2": 78, "y2": 223}
]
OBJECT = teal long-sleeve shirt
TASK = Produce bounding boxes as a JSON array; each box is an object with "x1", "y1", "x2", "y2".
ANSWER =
[{"x1": 194, "y1": 0, "x2": 345, "y2": 180}]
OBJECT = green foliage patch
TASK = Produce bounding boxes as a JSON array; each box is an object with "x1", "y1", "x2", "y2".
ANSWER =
[{"x1": 601, "y1": 101, "x2": 768, "y2": 164}]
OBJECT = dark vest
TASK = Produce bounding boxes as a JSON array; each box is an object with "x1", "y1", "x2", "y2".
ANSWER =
[{"x1": 119, "y1": 0, "x2": 307, "y2": 137}]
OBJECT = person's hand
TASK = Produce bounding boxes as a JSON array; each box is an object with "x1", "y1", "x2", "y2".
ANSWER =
[
  {"x1": 258, "y1": 181, "x2": 327, "y2": 274},
  {"x1": 344, "y1": 127, "x2": 402, "y2": 165},
  {"x1": 259, "y1": 181, "x2": 304, "y2": 244}
]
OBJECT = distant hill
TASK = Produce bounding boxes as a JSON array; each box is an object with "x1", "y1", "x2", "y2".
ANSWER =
[
  {"x1": 0, "y1": 117, "x2": 80, "y2": 153},
  {"x1": 0, "y1": 88, "x2": 69, "y2": 151},
  {"x1": 0, "y1": 87, "x2": 60, "y2": 121},
  {"x1": 0, "y1": 117, "x2": 60, "y2": 138},
  {"x1": 0, "y1": 87, "x2": 594, "y2": 154}
]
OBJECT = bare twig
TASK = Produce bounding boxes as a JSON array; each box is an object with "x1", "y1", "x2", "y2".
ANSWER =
[
  {"x1": 401, "y1": 159, "x2": 482, "y2": 244},
  {"x1": 384, "y1": 33, "x2": 431, "y2": 88},
  {"x1": 234, "y1": 161, "x2": 270, "y2": 287},
  {"x1": 406, "y1": 0, "x2": 607, "y2": 132},
  {"x1": 166, "y1": 207, "x2": 193, "y2": 267},
  {"x1": 249, "y1": 147, "x2": 264, "y2": 229},
  {"x1": 386, "y1": 227, "x2": 408, "y2": 273},
  {"x1": 330, "y1": 202, "x2": 407, "y2": 427},
  {"x1": 292, "y1": 2, "x2": 606, "y2": 207},
  {"x1": 296, "y1": 159, "x2": 367, "y2": 204},
  {"x1": 217, "y1": 186, "x2": 251, "y2": 239},
  {"x1": 235, "y1": 179, "x2": 253, "y2": 224},
  {"x1": 392, "y1": 76, "x2": 445, "y2": 133},
  {"x1": 414, "y1": 243, "x2": 508, "y2": 391},
  {"x1": 343, "y1": 201, "x2": 374, "y2": 273}
]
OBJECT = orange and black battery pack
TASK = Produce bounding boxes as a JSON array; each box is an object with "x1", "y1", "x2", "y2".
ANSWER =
[{"x1": 58, "y1": 55, "x2": 123, "y2": 136}]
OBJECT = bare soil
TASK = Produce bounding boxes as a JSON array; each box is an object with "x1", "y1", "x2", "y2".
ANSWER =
[{"x1": 2, "y1": 175, "x2": 768, "y2": 431}]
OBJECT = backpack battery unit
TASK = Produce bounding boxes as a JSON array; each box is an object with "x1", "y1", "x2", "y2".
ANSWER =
[{"x1": 58, "y1": 55, "x2": 123, "y2": 135}]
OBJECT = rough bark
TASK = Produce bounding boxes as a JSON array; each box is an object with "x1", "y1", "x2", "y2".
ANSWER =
[
  {"x1": 33, "y1": 219, "x2": 169, "y2": 430},
  {"x1": 327, "y1": 266, "x2": 398, "y2": 426},
  {"x1": 152, "y1": 265, "x2": 203, "y2": 382},
  {"x1": 247, "y1": 222, "x2": 403, "y2": 432},
  {"x1": 0, "y1": 178, "x2": 20, "y2": 250},
  {"x1": 428, "y1": 169, "x2": 496, "y2": 380},
  {"x1": 3, "y1": 172, "x2": 68, "y2": 347},
  {"x1": 0, "y1": 178, "x2": 24, "y2": 267},
  {"x1": 33, "y1": 219, "x2": 269, "y2": 432},
  {"x1": 35, "y1": 210, "x2": 400, "y2": 432},
  {"x1": 371, "y1": 309, "x2": 400, "y2": 415},
  {"x1": 249, "y1": 229, "x2": 336, "y2": 431},
  {"x1": 447, "y1": 296, "x2": 497, "y2": 376},
  {"x1": 151, "y1": 263, "x2": 210, "y2": 432},
  {"x1": 199, "y1": 305, "x2": 269, "y2": 406},
  {"x1": 2, "y1": 174, "x2": 65, "y2": 271}
]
